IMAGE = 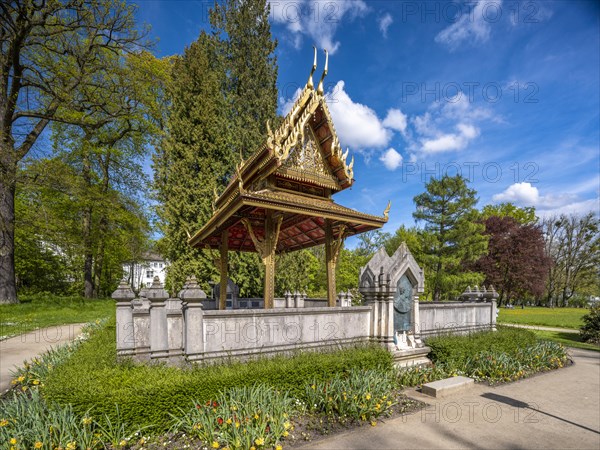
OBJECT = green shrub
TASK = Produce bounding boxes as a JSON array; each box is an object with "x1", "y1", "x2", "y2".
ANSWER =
[
  {"x1": 305, "y1": 369, "x2": 396, "y2": 422},
  {"x1": 44, "y1": 320, "x2": 392, "y2": 433},
  {"x1": 426, "y1": 327, "x2": 537, "y2": 366},
  {"x1": 171, "y1": 384, "x2": 296, "y2": 449},
  {"x1": 580, "y1": 304, "x2": 600, "y2": 344},
  {"x1": 398, "y1": 329, "x2": 568, "y2": 386}
]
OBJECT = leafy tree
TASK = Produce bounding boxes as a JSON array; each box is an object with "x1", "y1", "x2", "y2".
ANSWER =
[
  {"x1": 413, "y1": 175, "x2": 487, "y2": 301},
  {"x1": 580, "y1": 304, "x2": 600, "y2": 344},
  {"x1": 542, "y1": 213, "x2": 600, "y2": 307},
  {"x1": 355, "y1": 230, "x2": 391, "y2": 257},
  {"x1": 1, "y1": 0, "x2": 146, "y2": 303},
  {"x1": 50, "y1": 51, "x2": 167, "y2": 297},
  {"x1": 481, "y1": 203, "x2": 537, "y2": 225},
  {"x1": 275, "y1": 250, "x2": 320, "y2": 295},
  {"x1": 475, "y1": 216, "x2": 550, "y2": 306}
]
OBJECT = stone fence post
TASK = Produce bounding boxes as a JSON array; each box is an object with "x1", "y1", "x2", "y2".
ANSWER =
[
  {"x1": 112, "y1": 281, "x2": 135, "y2": 357},
  {"x1": 132, "y1": 295, "x2": 151, "y2": 360},
  {"x1": 165, "y1": 296, "x2": 184, "y2": 361},
  {"x1": 148, "y1": 277, "x2": 169, "y2": 360},
  {"x1": 180, "y1": 276, "x2": 206, "y2": 362}
]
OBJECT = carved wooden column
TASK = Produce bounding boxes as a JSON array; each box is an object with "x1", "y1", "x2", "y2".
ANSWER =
[
  {"x1": 219, "y1": 232, "x2": 228, "y2": 310},
  {"x1": 325, "y1": 220, "x2": 346, "y2": 307},
  {"x1": 242, "y1": 210, "x2": 282, "y2": 309}
]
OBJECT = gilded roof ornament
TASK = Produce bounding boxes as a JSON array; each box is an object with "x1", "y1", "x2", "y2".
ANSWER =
[
  {"x1": 307, "y1": 46, "x2": 317, "y2": 89},
  {"x1": 383, "y1": 201, "x2": 391, "y2": 220},
  {"x1": 317, "y1": 49, "x2": 329, "y2": 96}
]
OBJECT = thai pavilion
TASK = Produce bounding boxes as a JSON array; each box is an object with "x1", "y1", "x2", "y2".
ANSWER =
[{"x1": 188, "y1": 50, "x2": 389, "y2": 310}]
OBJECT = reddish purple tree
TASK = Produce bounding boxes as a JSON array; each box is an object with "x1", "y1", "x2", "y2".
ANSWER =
[{"x1": 476, "y1": 216, "x2": 550, "y2": 306}]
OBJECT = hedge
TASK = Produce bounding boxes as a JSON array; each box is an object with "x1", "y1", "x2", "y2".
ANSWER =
[
  {"x1": 426, "y1": 326, "x2": 538, "y2": 366},
  {"x1": 43, "y1": 320, "x2": 392, "y2": 432}
]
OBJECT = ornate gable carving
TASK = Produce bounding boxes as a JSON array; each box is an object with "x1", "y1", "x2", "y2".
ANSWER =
[{"x1": 277, "y1": 125, "x2": 339, "y2": 189}]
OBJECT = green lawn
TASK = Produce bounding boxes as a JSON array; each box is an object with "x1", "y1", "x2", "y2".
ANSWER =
[
  {"x1": 497, "y1": 306, "x2": 587, "y2": 329},
  {"x1": 531, "y1": 329, "x2": 600, "y2": 352},
  {"x1": 0, "y1": 294, "x2": 115, "y2": 339}
]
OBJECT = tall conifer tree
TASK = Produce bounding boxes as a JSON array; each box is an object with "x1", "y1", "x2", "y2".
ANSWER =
[
  {"x1": 413, "y1": 175, "x2": 487, "y2": 301},
  {"x1": 155, "y1": 0, "x2": 278, "y2": 294}
]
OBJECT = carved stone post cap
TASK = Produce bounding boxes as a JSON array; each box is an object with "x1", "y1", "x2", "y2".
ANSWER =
[
  {"x1": 139, "y1": 287, "x2": 149, "y2": 299},
  {"x1": 179, "y1": 275, "x2": 207, "y2": 301},
  {"x1": 111, "y1": 280, "x2": 135, "y2": 301},
  {"x1": 147, "y1": 276, "x2": 169, "y2": 302}
]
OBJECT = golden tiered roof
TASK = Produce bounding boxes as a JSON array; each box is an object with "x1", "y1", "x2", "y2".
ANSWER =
[{"x1": 189, "y1": 49, "x2": 388, "y2": 253}]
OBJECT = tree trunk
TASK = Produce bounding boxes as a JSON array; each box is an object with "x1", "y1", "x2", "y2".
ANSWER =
[
  {"x1": 0, "y1": 170, "x2": 18, "y2": 304},
  {"x1": 82, "y1": 149, "x2": 94, "y2": 298}
]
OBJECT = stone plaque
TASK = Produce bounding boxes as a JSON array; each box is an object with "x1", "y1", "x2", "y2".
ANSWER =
[{"x1": 394, "y1": 274, "x2": 413, "y2": 332}]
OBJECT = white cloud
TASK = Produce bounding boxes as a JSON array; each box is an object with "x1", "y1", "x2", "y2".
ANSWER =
[
  {"x1": 326, "y1": 80, "x2": 391, "y2": 149},
  {"x1": 493, "y1": 182, "x2": 540, "y2": 205},
  {"x1": 421, "y1": 122, "x2": 480, "y2": 153},
  {"x1": 435, "y1": 0, "x2": 503, "y2": 51},
  {"x1": 382, "y1": 108, "x2": 407, "y2": 135},
  {"x1": 408, "y1": 95, "x2": 494, "y2": 154},
  {"x1": 269, "y1": 0, "x2": 368, "y2": 53},
  {"x1": 378, "y1": 12, "x2": 393, "y2": 38},
  {"x1": 380, "y1": 148, "x2": 402, "y2": 170},
  {"x1": 493, "y1": 183, "x2": 599, "y2": 216}
]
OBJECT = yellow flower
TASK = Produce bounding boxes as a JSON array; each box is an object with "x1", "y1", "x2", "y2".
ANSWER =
[
  {"x1": 17, "y1": 376, "x2": 25, "y2": 383},
  {"x1": 82, "y1": 416, "x2": 93, "y2": 425},
  {"x1": 33, "y1": 379, "x2": 40, "y2": 385},
  {"x1": 0, "y1": 419, "x2": 8, "y2": 427},
  {"x1": 311, "y1": 384, "x2": 316, "y2": 390},
  {"x1": 66, "y1": 442, "x2": 77, "y2": 450},
  {"x1": 282, "y1": 431, "x2": 289, "y2": 437},
  {"x1": 21, "y1": 386, "x2": 28, "y2": 392},
  {"x1": 254, "y1": 413, "x2": 259, "y2": 420},
  {"x1": 371, "y1": 421, "x2": 377, "y2": 427},
  {"x1": 211, "y1": 441, "x2": 220, "y2": 449},
  {"x1": 226, "y1": 418, "x2": 232, "y2": 425},
  {"x1": 361, "y1": 414, "x2": 366, "y2": 421},
  {"x1": 283, "y1": 421, "x2": 291, "y2": 430},
  {"x1": 250, "y1": 447, "x2": 256, "y2": 450},
  {"x1": 365, "y1": 393, "x2": 371, "y2": 400},
  {"x1": 119, "y1": 440, "x2": 127, "y2": 447},
  {"x1": 387, "y1": 400, "x2": 392, "y2": 406},
  {"x1": 34, "y1": 442, "x2": 43, "y2": 449},
  {"x1": 276, "y1": 446, "x2": 283, "y2": 450},
  {"x1": 10, "y1": 438, "x2": 17, "y2": 445},
  {"x1": 235, "y1": 421, "x2": 240, "y2": 428},
  {"x1": 255, "y1": 437, "x2": 265, "y2": 446}
]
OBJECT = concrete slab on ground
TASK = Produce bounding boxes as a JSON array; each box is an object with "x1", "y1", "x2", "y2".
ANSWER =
[
  {"x1": 0, "y1": 324, "x2": 85, "y2": 394},
  {"x1": 422, "y1": 376, "x2": 474, "y2": 398},
  {"x1": 301, "y1": 348, "x2": 600, "y2": 449}
]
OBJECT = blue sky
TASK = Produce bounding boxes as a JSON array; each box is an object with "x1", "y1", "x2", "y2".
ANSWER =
[{"x1": 136, "y1": 0, "x2": 599, "y2": 242}]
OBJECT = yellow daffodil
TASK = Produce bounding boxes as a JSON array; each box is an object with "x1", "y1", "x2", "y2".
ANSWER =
[
  {"x1": 255, "y1": 437, "x2": 264, "y2": 446},
  {"x1": 276, "y1": 445, "x2": 283, "y2": 450},
  {"x1": 282, "y1": 431, "x2": 289, "y2": 437},
  {"x1": 0, "y1": 419, "x2": 8, "y2": 427},
  {"x1": 226, "y1": 418, "x2": 232, "y2": 425},
  {"x1": 34, "y1": 442, "x2": 43, "y2": 449},
  {"x1": 10, "y1": 438, "x2": 17, "y2": 445},
  {"x1": 66, "y1": 442, "x2": 77, "y2": 450},
  {"x1": 82, "y1": 416, "x2": 93, "y2": 425},
  {"x1": 365, "y1": 393, "x2": 371, "y2": 400},
  {"x1": 211, "y1": 441, "x2": 220, "y2": 449},
  {"x1": 119, "y1": 439, "x2": 127, "y2": 447},
  {"x1": 284, "y1": 421, "x2": 291, "y2": 430},
  {"x1": 371, "y1": 421, "x2": 377, "y2": 427}
]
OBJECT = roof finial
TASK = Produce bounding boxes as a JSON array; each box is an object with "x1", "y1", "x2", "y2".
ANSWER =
[
  {"x1": 307, "y1": 46, "x2": 317, "y2": 89},
  {"x1": 383, "y1": 200, "x2": 391, "y2": 220},
  {"x1": 317, "y1": 49, "x2": 328, "y2": 95}
]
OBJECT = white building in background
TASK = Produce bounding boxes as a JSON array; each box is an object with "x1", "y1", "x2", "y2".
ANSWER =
[{"x1": 123, "y1": 252, "x2": 168, "y2": 291}]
